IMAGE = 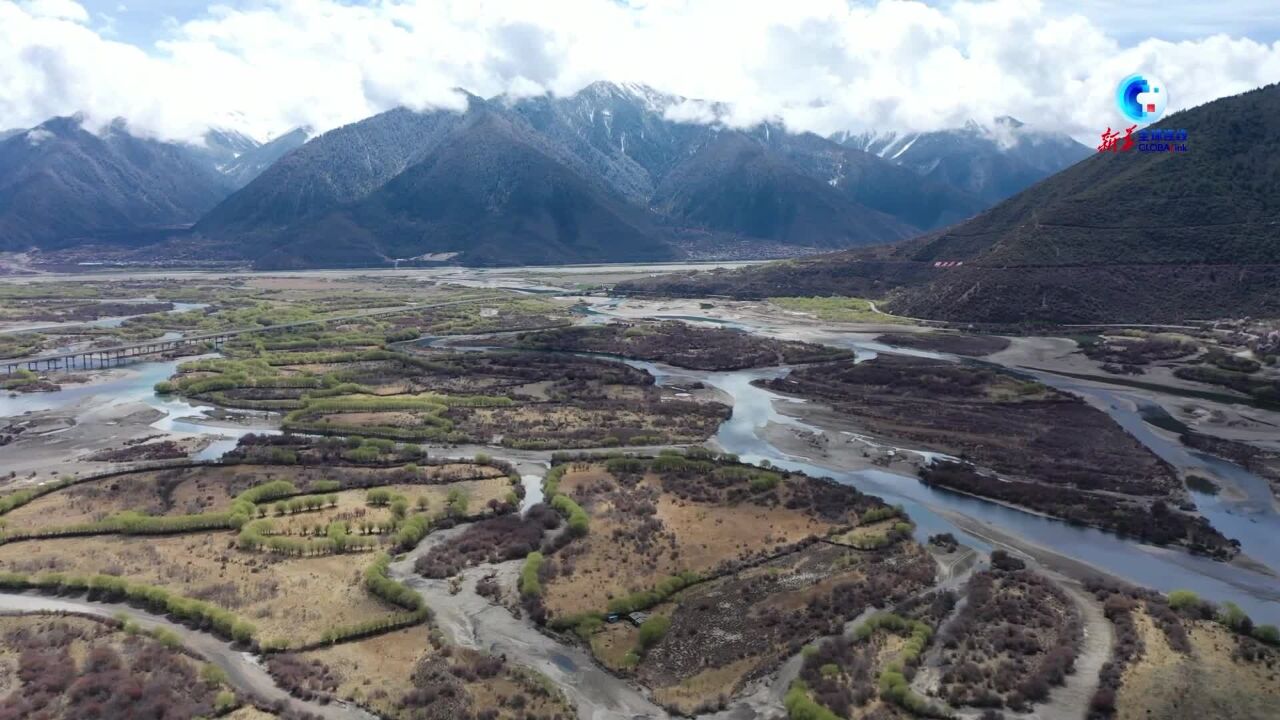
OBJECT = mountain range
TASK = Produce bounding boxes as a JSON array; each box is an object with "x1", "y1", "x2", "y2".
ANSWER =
[
  {"x1": 618, "y1": 82, "x2": 1280, "y2": 323},
  {"x1": 0, "y1": 83, "x2": 1088, "y2": 267},
  {"x1": 834, "y1": 117, "x2": 1092, "y2": 204},
  {"x1": 0, "y1": 118, "x2": 309, "y2": 252}
]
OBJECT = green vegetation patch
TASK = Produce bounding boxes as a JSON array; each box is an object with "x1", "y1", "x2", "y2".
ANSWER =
[{"x1": 770, "y1": 296, "x2": 914, "y2": 324}]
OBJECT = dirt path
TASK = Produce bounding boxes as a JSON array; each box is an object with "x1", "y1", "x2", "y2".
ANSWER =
[
  {"x1": 1031, "y1": 581, "x2": 1113, "y2": 720},
  {"x1": 0, "y1": 592, "x2": 376, "y2": 720},
  {"x1": 388, "y1": 528, "x2": 668, "y2": 719}
]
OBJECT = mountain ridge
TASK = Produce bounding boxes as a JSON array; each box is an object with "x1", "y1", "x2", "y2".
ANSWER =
[
  {"x1": 616, "y1": 83, "x2": 1280, "y2": 323},
  {"x1": 3, "y1": 82, "x2": 1089, "y2": 267}
]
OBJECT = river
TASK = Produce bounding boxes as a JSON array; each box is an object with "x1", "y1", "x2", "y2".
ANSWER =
[
  {"x1": 612, "y1": 340, "x2": 1280, "y2": 624},
  {"x1": 4, "y1": 308, "x2": 1278, "y2": 624}
]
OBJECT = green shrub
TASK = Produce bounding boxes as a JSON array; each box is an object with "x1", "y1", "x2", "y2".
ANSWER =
[
  {"x1": 520, "y1": 552, "x2": 545, "y2": 597},
  {"x1": 550, "y1": 495, "x2": 589, "y2": 536},
  {"x1": 784, "y1": 681, "x2": 842, "y2": 720},
  {"x1": 393, "y1": 515, "x2": 432, "y2": 552},
  {"x1": 214, "y1": 690, "x2": 237, "y2": 713},
  {"x1": 1168, "y1": 589, "x2": 1201, "y2": 611},
  {"x1": 637, "y1": 615, "x2": 670, "y2": 651},
  {"x1": 364, "y1": 553, "x2": 424, "y2": 611},
  {"x1": 1253, "y1": 624, "x2": 1280, "y2": 646}
]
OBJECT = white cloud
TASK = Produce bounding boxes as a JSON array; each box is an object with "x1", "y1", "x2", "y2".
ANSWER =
[
  {"x1": 21, "y1": 0, "x2": 88, "y2": 23},
  {"x1": 0, "y1": 0, "x2": 1278, "y2": 144}
]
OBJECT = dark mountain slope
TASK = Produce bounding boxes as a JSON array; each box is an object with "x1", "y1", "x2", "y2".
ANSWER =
[
  {"x1": 622, "y1": 84, "x2": 1280, "y2": 323},
  {"x1": 757, "y1": 127, "x2": 986, "y2": 230},
  {"x1": 195, "y1": 106, "x2": 471, "y2": 238},
  {"x1": 651, "y1": 132, "x2": 914, "y2": 248},
  {"x1": 0, "y1": 117, "x2": 231, "y2": 250},
  {"x1": 512, "y1": 84, "x2": 981, "y2": 237},
  {"x1": 253, "y1": 110, "x2": 672, "y2": 268},
  {"x1": 898, "y1": 86, "x2": 1280, "y2": 268},
  {"x1": 508, "y1": 81, "x2": 700, "y2": 204}
]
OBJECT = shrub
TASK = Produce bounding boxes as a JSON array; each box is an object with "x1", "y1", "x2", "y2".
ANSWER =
[
  {"x1": 637, "y1": 615, "x2": 670, "y2": 651},
  {"x1": 1167, "y1": 589, "x2": 1201, "y2": 611},
  {"x1": 520, "y1": 552, "x2": 545, "y2": 597},
  {"x1": 1253, "y1": 624, "x2": 1280, "y2": 646},
  {"x1": 784, "y1": 681, "x2": 842, "y2": 720},
  {"x1": 393, "y1": 515, "x2": 432, "y2": 552},
  {"x1": 364, "y1": 553, "x2": 424, "y2": 612}
]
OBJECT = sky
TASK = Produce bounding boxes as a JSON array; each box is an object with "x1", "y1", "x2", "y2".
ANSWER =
[{"x1": 3, "y1": 0, "x2": 1279, "y2": 144}]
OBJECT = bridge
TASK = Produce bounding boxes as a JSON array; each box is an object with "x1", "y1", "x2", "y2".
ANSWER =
[{"x1": 2, "y1": 294, "x2": 505, "y2": 376}]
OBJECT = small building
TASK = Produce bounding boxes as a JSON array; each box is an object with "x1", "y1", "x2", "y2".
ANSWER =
[
  {"x1": 479, "y1": 307, "x2": 499, "y2": 318},
  {"x1": 627, "y1": 611, "x2": 650, "y2": 627}
]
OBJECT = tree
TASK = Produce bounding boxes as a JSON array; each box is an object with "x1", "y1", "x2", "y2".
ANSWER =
[
  {"x1": 638, "y1": 615, "x2": 671, "y2": 651},
  {"x1": 446, "y1": 488, "x2": 469, "y2": 517}
]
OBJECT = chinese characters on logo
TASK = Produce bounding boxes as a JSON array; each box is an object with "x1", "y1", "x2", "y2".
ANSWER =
[{"x1": 1098, "y1": 126, "x2": 1188, "y2": 153}]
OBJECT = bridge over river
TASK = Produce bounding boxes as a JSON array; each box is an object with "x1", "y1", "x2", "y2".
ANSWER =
[{"x1": 2, "y1": 293, "x2": 504, "y2": 375}]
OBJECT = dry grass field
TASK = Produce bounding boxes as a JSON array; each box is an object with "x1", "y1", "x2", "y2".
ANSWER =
[
  {"x1": 541, "y1": 464, "x2": 855, "y2": 617},
  {"x1": 1116, "y1": 613, "x2": 1280, "y2": 720},
  {"x1": 271, "y1": 626, "x2": 573, "y2": 720},
  {"x1": 0, "y1": 534, "x2": 400, "y2": 648},
  {"x1": 1, "y1": 462, "x2": 507, "y2": 536}
]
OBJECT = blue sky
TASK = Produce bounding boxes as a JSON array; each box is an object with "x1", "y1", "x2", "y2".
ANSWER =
[{"x1": 81, "y1": 0, "x2": 1280, "y2": 49}]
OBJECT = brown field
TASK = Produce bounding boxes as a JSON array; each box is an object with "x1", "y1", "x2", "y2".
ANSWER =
[
  {"x1": 266, "y1": 478, "x2": 512, "y2": 535},
  {"x1": 1116, "y1": 613, "x2": 1280, "y2": 720},
  {"x1": 2, "y1": 465, "x2": 252, "y2": 530},
  {"x1": 0, "y1": 614, "x2": 239, "y2": 718},
  {"x1": 0, "y1": 534, "x2": 399, "y2": 648},
  {"x1": 541, "y1": 466, "x2": 843, "y2": 617},
  {"x1": 2, "y1": 462, "x2": 506, "y2": 536},
  {"x1": 277, "y1": 627, "x2": 572, "y2": 720}
]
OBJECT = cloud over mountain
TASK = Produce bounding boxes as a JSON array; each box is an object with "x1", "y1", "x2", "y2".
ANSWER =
[{"x1": 1, "y1": 0, "x2": 1278, "y2": 145}]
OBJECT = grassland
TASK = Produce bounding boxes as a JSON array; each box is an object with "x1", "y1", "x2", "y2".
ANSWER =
[
  {"x1": 0, "y1": 448, "x2": 519, "y2": 649},
  {"x1": 1086, "y1": 581, "x2": 1280, "y2": 720},
  {"x1": 0, "y1": 274, "x2": 568, "y2": 367},
  {"x1": 534, "y1": 454, "x2": 891, "y2": 619},
  {"x1": 769, "y1": 296, "x2": 915, "y2": 325}
]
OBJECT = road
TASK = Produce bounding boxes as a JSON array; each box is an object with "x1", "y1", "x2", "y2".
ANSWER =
[{"x1": 0, "y1": 592, "x2": 377, "y2": 720}]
